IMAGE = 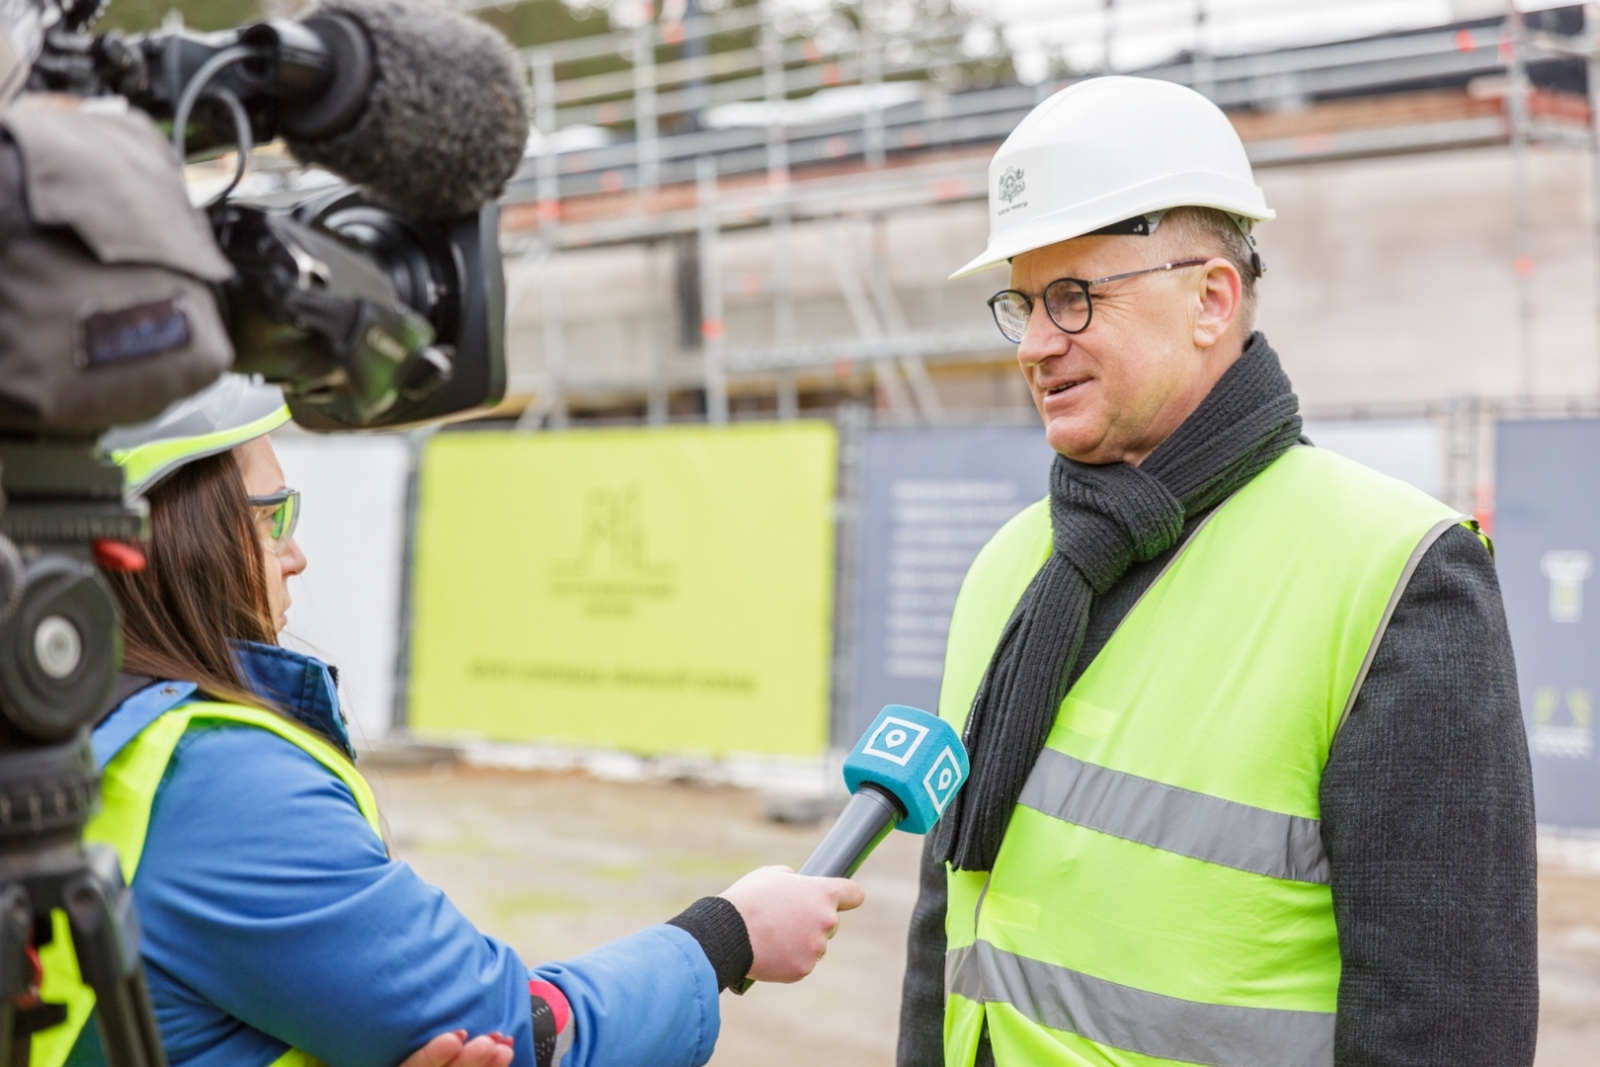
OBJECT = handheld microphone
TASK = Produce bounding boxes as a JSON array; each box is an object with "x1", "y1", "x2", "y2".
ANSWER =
[{"x1": 736, "y1": 706, "x2": 969, "y2": 993}]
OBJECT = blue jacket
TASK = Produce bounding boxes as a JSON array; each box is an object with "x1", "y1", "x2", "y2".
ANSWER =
[{"x1": 88, "y1": 643, "x2": 721, "y2": 1067}]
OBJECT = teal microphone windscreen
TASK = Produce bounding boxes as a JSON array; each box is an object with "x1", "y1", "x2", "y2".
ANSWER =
[{"x1": 842, "y1": 705, "x2": 969, "y2": 836}]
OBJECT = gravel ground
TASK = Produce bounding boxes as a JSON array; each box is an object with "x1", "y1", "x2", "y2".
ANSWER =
[{"x1": 365, "y1": 762, "x2": 1600, "y2": 1066}]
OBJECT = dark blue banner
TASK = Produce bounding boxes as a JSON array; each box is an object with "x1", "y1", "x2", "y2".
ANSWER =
[
  {"x1": 848, "y1": 427, "x2": 1054, "y2": 743},
  {"x1": 1496, "y1": 418, "x2": 1600, "y2": 830}
]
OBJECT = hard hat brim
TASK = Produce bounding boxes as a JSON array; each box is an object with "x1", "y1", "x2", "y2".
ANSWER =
[
  {"x1": 949, "y1": 172, "x2": 1275, "y2": 281},
  {"x1": 104, "y1": 377, "x2": 292, "y2": 498}
]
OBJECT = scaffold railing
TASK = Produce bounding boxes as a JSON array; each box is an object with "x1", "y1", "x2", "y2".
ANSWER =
[{"x1": 488, "y1": 0, "x2": 1600, "y2": 423}]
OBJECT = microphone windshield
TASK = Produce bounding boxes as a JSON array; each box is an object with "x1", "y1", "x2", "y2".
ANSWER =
[
  {"x1": 286, "y1": 0, "x2": 528, "y2": 219},
  {"x1": 842, "y1": 706, "x2": 970, "y2": 835}
]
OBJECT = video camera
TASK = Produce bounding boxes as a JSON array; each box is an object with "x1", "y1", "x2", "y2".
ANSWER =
[{"x1": 0, "y1": 1, "x2": 528, "y2": 1061}]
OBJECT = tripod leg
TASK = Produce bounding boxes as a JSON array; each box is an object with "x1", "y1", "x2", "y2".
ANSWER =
[
  {"x1": 62, "y1": 848, "x2": 165, "y2": 1067},
  {"x1": 0, "y1": 885, "x2": 32, "y2": 1067}
]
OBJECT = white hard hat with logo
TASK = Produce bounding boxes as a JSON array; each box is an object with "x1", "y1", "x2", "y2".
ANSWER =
[{"x1": 950, "y1": 76, "x2": 1273, "y2": 280}]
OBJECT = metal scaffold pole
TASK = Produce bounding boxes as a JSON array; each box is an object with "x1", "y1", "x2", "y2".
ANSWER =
[
  {"x1": 1193, "y1": 0, "x2": 1214, "y2": 99},
  {"x1": 762, "y1": 0, "x2": 798, "y2": 418},
  {"x1": 633, "y1": 19, "x2": 660, "y2": 197},
  {"x1": 647, "y1": 240, "x2": 669, "y2": 424},
  {"x1": 697, "y1": 155, "x2": 729, "y2": 423},
  {"x1": 862, "y1": 0, "x2": 886, "y2": 169},
  {"x1": 1588, "y1": 3, "x2": 1600, "y2": 394},
  {"x1": 530, "y1": 49, "x2": 567, "y2": 429},
  {"x1": 761, "y1": 0, "x2": 789, "y2": 182},
  {"x1": 772, "y1": 202, "x2": 800, "y2": 419},
  {"x1": 1507, "y1": 1, "x2": 1537, "y2": 398}
]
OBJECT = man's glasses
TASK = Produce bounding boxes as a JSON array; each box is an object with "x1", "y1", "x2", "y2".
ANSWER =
[
  {"x1": 248, "y1": 488, "x2": 300, "y2": 556},
  {"x1": 987, "y1": 259, "x2": 1211, "y2": 343}
]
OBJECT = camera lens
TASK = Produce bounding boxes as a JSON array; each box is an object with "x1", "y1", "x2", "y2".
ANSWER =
[{"x1": 317, "y1": 203, "x2": 460, "y2": 343}]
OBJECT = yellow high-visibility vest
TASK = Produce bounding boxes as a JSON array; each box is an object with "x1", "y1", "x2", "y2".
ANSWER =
[
  {"x1": 939, "y1": 447, "x2": 1473, "y2": 1067},
  {"x1": 35, "y1": 700, "x2": 381, "y2": 1067}
]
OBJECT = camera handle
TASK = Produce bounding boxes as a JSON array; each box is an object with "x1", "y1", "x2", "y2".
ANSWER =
[{"x1": 0, "y1": 739, "x2": 167, "y2": 1067}]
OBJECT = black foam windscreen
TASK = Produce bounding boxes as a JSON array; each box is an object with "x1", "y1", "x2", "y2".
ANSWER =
[{"x1": 284, "y1": 0, "x2": 528, "y2": 220}]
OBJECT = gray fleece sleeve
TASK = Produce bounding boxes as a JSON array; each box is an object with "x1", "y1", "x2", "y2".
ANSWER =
[
  {"x1": 897, "y1": 834, "x2": 951, "y2": 1067},
  {"x1": 1321, "y1": 522, "x2": 1539, "y2": 1065}
]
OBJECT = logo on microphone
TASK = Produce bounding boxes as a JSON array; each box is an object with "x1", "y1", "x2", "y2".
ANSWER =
[
  {"x1": 923, "y1": 746, "x2": 962, "y2": 814},
  {"x1": 861, "y1": 716, "x2": 929, "y2": 766}
]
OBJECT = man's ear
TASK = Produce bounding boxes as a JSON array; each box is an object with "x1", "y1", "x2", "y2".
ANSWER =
[{"x1": 1193, "y1": 259, "x2": 1242, "y2": 350}]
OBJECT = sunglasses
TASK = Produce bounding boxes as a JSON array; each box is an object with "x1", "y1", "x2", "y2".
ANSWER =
[{"x1": 247, "y1": 488, "x2": 301, "y2": 555}]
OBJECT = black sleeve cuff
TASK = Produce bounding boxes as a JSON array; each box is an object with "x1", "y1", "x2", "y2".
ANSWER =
[{"x1": 667, "y1": 896, "x2": 753, "y2": 992}]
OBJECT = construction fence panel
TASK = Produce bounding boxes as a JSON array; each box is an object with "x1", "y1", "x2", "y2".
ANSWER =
[
  {"x1": 273, "y1": 433, "x2": 412, "y2": 746},
  {"x1": 1496, "y1": 418, "x2": 1600, "y2": 831},
  {"x1": 407, "y1": 422, "x2": 838, "y2": 758},
  {"x1": 847, "y1": 426, "x2": 1054, "y2": 742}
]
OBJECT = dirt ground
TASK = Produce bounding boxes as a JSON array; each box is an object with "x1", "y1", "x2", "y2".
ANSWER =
[
  {"x1": 1536, "y1": 838, "x2": 1600, "y2": 1066},
  {"x1": 365, "y1": 762, "x2": 1600, "y2": 1066}
]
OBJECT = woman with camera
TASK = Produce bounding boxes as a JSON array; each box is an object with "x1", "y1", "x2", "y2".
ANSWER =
[{"x1": 35, "y1": 377, "x2": 863, "y2": 1067}]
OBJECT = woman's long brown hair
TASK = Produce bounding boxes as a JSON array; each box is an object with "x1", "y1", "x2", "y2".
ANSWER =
[{"x1": 103, "y1": 450, "x2": 277, "y2": 707}]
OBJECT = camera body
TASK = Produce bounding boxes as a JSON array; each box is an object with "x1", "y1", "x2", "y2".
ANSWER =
[
  {"x1": 0, "y1": 0, "x2": 518, "y2": 740},
  {"x1": 6, "y1": 0, "x2": 515, "y2": 443},
  {"x1": 0, "y1": 2, "x2": 523, "y2": 1057}
]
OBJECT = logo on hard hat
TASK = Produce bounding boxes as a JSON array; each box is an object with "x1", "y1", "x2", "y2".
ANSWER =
[{"x1": 998, "y1": 166, "x2": 1026, "y2": 204}]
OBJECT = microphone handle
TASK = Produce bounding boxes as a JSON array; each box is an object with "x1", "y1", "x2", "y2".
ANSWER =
[
  {"x1": 734, "y1": 784, "x2": 904, "y2": 994},
  {"x1": 797, "y1": 783, "x2": 904, "y2": 877}
]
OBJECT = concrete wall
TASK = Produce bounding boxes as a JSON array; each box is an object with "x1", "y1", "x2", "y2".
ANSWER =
[
  {"x1": 1259, "y1": 144, "x2": 1600, "y2": 407},
  {"x1": 506, "y1": 141, "x2": 1600, "y2": 420}
]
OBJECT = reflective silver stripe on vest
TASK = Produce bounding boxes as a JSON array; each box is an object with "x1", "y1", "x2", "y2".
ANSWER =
[
  {"x1": 1019, "y1": 748, "x2": 1330, "y2": 884},
  {"x1": 946, "y1": 940, "x2": 1334, "y2": 1067}
]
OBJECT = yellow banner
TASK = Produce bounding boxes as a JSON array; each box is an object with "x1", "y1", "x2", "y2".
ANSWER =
[{"x1": 407, "y1": 423, "x2": 838, "y2": 756}]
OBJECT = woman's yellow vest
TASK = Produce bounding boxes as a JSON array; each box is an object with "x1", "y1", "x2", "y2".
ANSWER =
[
  {"x1": 33, "y1": 701, "x2": 382, "y2": 1067},
  {"x1": 940, "y1": 447, "x2": 1470, "y2": 1067}
]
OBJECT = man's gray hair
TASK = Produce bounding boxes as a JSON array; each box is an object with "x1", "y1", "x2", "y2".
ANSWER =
[{"x1": 1159, "y1": 206, "x2": 1261, "y2": 331}]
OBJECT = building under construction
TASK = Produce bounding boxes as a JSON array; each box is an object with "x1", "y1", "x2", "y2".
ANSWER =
[{"x1": 490, "y1": 0, "x2": 1600, "y2": 517}]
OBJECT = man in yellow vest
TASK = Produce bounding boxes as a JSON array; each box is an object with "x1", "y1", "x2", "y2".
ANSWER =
[{"x1": 896, "y1": 77, "x2": 1538, "y2": 1067}]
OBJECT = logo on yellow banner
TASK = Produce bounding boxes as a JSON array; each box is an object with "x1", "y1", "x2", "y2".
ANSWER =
[{"x1": 548, "y1": 486, "x2": 676, "y2": 618}]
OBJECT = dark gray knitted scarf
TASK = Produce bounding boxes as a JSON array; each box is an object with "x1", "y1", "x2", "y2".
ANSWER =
[{"x1": 936, "y1": 334, "x2": 1303, "y2": 872}]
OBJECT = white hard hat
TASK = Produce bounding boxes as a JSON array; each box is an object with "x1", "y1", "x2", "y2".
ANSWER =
[
  {"x1": 101, "y1": 376, "x2": 290, "y2": 499},
  {"x1": 950, "y1": 76, "x2": 1273, "y2": 280}
]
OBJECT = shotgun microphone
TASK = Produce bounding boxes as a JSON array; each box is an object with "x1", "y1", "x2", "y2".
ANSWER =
[
  {"x1": 53, "y1": 0, "x2": 528, "y2": 219},
  {"x1": 736, "y1": 706, "x2": 969, "y2": 993},
  {"x1": 279, "y1": 0, "x2": 528, "y2": 219}
]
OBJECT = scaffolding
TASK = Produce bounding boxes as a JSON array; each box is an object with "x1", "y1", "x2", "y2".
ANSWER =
[{"x1": 492, "y1": 0, "x2": 1600, "y2": 426}]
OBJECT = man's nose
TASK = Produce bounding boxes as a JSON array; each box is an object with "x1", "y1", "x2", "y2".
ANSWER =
[{"x1": 1017, "y1": 299, "x2": 1070, "y2": 369}]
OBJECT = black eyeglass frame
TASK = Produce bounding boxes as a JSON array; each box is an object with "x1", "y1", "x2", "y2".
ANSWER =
[{"x1": 987, "y1": 258, "x2": 1213, "y2": 343}]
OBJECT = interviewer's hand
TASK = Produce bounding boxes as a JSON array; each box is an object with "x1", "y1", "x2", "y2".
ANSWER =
[
  {"x1": 399, "y1": 1030, "x2": 514, "y2": 1067},
  {"x1": 718, "y1": 865, "x2": 865, "y2": 983}
]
